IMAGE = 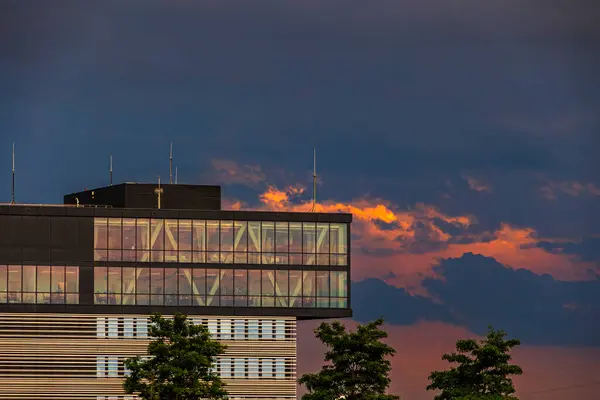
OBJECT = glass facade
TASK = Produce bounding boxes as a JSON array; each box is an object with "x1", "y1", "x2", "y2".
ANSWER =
[
  {"x1": 94, "y1": 267, "x2": 347, "y2": 308},
  {"x1": 94, "y1": 218, "x2": 349, "y2": 266},
  {"x1": 0, "y1": 264, "x2": 79, "y2": 304}
]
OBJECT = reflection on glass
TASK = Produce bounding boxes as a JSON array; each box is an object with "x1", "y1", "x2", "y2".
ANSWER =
[
  {"x1": 262, "y1": 222, "x2": 275, "y2": 253},
  {"x1": 206, "y1": 221, "x2": 219, "y2": 251},
  {"x1": 94, "y1": 217, "x2": 349, "y2": 266}
]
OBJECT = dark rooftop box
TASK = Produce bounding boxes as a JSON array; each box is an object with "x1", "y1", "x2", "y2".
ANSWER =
[{"x1": 64, "y1": 183, "x2": 221, "y2": 211}]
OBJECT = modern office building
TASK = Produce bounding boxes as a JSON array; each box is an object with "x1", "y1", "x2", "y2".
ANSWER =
[{"x1": 0, "y1": 182, "x2": 351, "y2": 399}]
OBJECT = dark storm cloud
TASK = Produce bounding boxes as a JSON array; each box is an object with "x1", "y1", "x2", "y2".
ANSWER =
[
  {"x1": 353, "y1": 253, "x2": 600, "y2": 346},
  {"x1": 0, "y1": 0, "x2": 598, "y2": 240},
  {"x1": 538, "y1": 237, "x2": 600, "y2": 264}
]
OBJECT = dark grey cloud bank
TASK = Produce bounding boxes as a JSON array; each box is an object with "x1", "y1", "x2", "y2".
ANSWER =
[
  {"x1": 0, "y1": 1, "x2": 598, "y2": 237},
  {"x1": 353, "y1": 253, "x2": 600, "y2": 346}
]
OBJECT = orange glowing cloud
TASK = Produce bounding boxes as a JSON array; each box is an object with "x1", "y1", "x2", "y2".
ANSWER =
[{"x1": 223, "y1": 182, "x2": 596, "y2": 291}]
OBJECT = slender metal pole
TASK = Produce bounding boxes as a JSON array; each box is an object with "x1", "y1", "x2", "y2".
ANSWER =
[
  {"x1": 311, "y1": 148, "x2": 317, "y2": 212},
  {"x1": 175, "y1": 166, "x2": 178, "y2": 184},
  {"x1": 11, "y1": 143, "x2": 15, "y2": 204},
  {"x1": 109, "y1": 155, "x2": 113, "y2": 186},
  {"x1": 169, "y1": 143, "x2": 173, "y2": 184}
]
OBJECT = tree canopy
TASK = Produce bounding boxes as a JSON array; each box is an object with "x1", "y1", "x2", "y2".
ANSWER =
[
  {"x1": 123, "y1": 313, "x2": 228, "y2": 400},
  {"x1": 299, "y1": 318, "x2": 400, "y2": 400},
  {"x1": 427, "y1": 326, "x2": 523, "y2": 400}
]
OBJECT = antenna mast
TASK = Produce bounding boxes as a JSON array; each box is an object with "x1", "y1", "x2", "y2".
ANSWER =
[
  {"x1": 310, "y1": 148, "x2": 317, "y2": 212},
  {"x1": 10, "y1": 143, "x2": 15, "y2": 204},
  {"x1": 175, "y1": 166, "x2": 178, "y2": 184},
  {"x1": 169, "y1": 143, "x2": 173, "y2": 184},
  {"x1": 109, "y1": 155, "x2": 113, "y2": 186}
]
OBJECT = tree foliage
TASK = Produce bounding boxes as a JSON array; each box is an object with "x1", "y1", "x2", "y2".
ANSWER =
[
  {"x1": 299, "y1": 318, "x2": 400, "y2": 400},
  {"x1": 123, "y1": 313, "x2": 228, "y2": 400},
  {"x1": 427, "y1": 326, "x2": 523, "y2": 400}
]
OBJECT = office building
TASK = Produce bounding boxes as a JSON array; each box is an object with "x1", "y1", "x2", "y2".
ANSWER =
[{"x1": 0, "y1": 182, "x2": 351, "y2": 399}]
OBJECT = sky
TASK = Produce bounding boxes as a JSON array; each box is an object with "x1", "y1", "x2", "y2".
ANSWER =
[{"x1": 1, "y1": 1, "x2": 600, "y2": 398}]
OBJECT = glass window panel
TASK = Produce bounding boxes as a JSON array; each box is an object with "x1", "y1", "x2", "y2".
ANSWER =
[
  {"x1": 316, "y1": 223, "x2": 330, "y2": 254},
  {"x1": 275, "y1": 253, "x2": 288, "y2": 265},
  {"x1": 94, "y1": 218, "x2": 108, "y2": 249},
  {"x1": 107, "y1": 267, "x2": 121, "y2": 293},
  {"x1": 335, "y1": 254, "x2": 348, "y2": 266},
  {"x1": 193, "y1": 268, "x2": 206, "y2": 295},
  {"x1": 207, "y1": 251, "x2": 219, "y2": 263},
  {"x1": 332, "y1": 298, "x2": 348, "y2": 308},
  {"x1": 206, "y1": 220, "x2": 220, "y2": 251},
  {"x1": 150, "y1": 219, "x2": 164, "y2": 251},
  {"x1": 220, "y1": 221, "x2": 234, "y2": 252},
  {"x1": 262, "y1": 270, "x2": 274, "y2": 296},
  {"x1": 289, "y1": 222, "x2": 302, "y2": 253},
  {"x1": 136, "y1": 218, "x2": 150, "y2": 261},
  {"x1": 136, "y1": 268, "x2": 150, "y2": 294},
  {"x1": 0, "y1": 265, "x2": 6, "y2": 292},
  {"x1": 262, "y1": 358, "x2": 273, "y2": 378},
  {"x1": 122, "y1": 267, "x2": 136, "y2": 296},
  {"x1": 65, "y1": 267, "x2": 79, "y2": 293},
  {"x1": 303, "y1": 252, "x2": 315, "y2": 266},
  {"x1": 179, "y1": 220, "x2": 192, "y2": 262},
  {"x1": 107, "y1": 218, "x2": 122, "y2": 250},
  {"x1": 262, "y1": 296, "x2": 275, "y2": 307},
  {"x1": 289, "y1": 253, "x2": 303, "y2": 265},
  {"x1": 317, "y1": 254, "x2": 330, "y2": 266},
  {"x1": 275, "y1": 320, "x2": 286, "y2": 339},
  {"x1": 51, "y1": 266, "x2": 65, "y2": 293},
  {"x1": 234, "y1": 252, "x2": 248, "y2": 264},
  {"x1": 234, "y1": 358, "x2": 245, "y2": 377},
  {"x1": 164, "y1": 219, "x2": 178, "y2": 262},
  {"x1": 122, "y1": 218, "x2": 136, "y2": 261},
  {"x1": 220, "y1": 251, "x2": 233, "y2": 264},
  {"x1": 276, "y1": 270, "x2": 289, "y2": 296},
  {"x1": 206, "y1": 269, "x2": 220, "y2": 296},
  {"x1": 192, "y1": 220, "x2": 206, "y2": 252},
  {"x1": 220, "y1": 319, "x2": 232, "y2": 339},
  {"x1": 249, "y1": 358, "x2": 259, "y2": 378},
  {"x1": 220, "y1": 270, "x2": 234, "y2": 295},
  {"x1": 178, "y1": 268, "x2": 192, "y2": 295},
  {"x1": 262, "y1": 252, "x2": 275, "y2": 265},
  {"x1": 289, "y1": 271, "x2": 301, "y2": 297},
  {"x1": 22, "y1": 265, "x2": 35, "y2": 292},
  {"x1": 331, "y1": 271, "x2": 347, "y2": 297},
  {"x1": 248, "y1": 270, "x2": 261, "y2": 296},
  {"x1": 38, "y1": 266, "x2": 51, "y2": 294},
  {"x1": 302, "y1": 271, "x2": 315, "y2": 296},
  {"x1": 137, "y1": 294, "x2": 150, "y2": 305},
  {"x1": 302, "y1": 223, "x2": 316, "y2": 254},
  {"x1": 316, "y1": 271, "x2": 329, "y2": 297},
  {"x1": 66, "y1": 294, "x2": 78, "y2": 304},
  {"x1": 262, "y1": 320, "x2": 273, "y2": 339},
  {"x1": 261, "y1": 222, "x2": 275, "y2": 252},
  {"x1": 165, "y1": 268, "x2": 177, "y2": 295},
  {"x1": 317, "y1": 297, "x2": 330, "y2": 307},
  {"x1": 248, "y1": 222, "x2": 261, "y2": 252},
  {"x1": 233, "y1": 221, "x2": 247, "y2": 252},
  {"x1": 151, "y1": 268, "x2": 164, "y2": 295},
  {"x1": 234, "y1": 270, "x2": 248, "y2": 296},
  {"x1": 330, "y1": 223, "x2": 348, "y2": 254},
  {"x1": 275, "y1": 222, "x2": 289, "y2": 253},
  {"x1": 248, "y1": 320, "x2": 259, "y2": 339},
  {"x1": 8, "y1": 266, "x2": 21, "y2": 292}
]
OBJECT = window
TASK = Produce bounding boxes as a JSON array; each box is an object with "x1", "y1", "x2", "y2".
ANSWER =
[
  {"x1": 93, "y1": 217, "x2": 349, "y2": 266},
  {"x1": 91, "y1": 267, "x2": 347, "y2": 309},
  {"x1": 0, "y1": 265, "x2": 80, "y2": 305}
]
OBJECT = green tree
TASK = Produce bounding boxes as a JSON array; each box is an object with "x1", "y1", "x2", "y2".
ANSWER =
[
  {"x1": 427, "y1": 326, "x2": 523, "y2": 400},
  {"x1": 123, "y1": 313, "x2": 228, "y2": 400},
  {"x1": 299, "y1": 318, "x2": 400, "y2": 400}
]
